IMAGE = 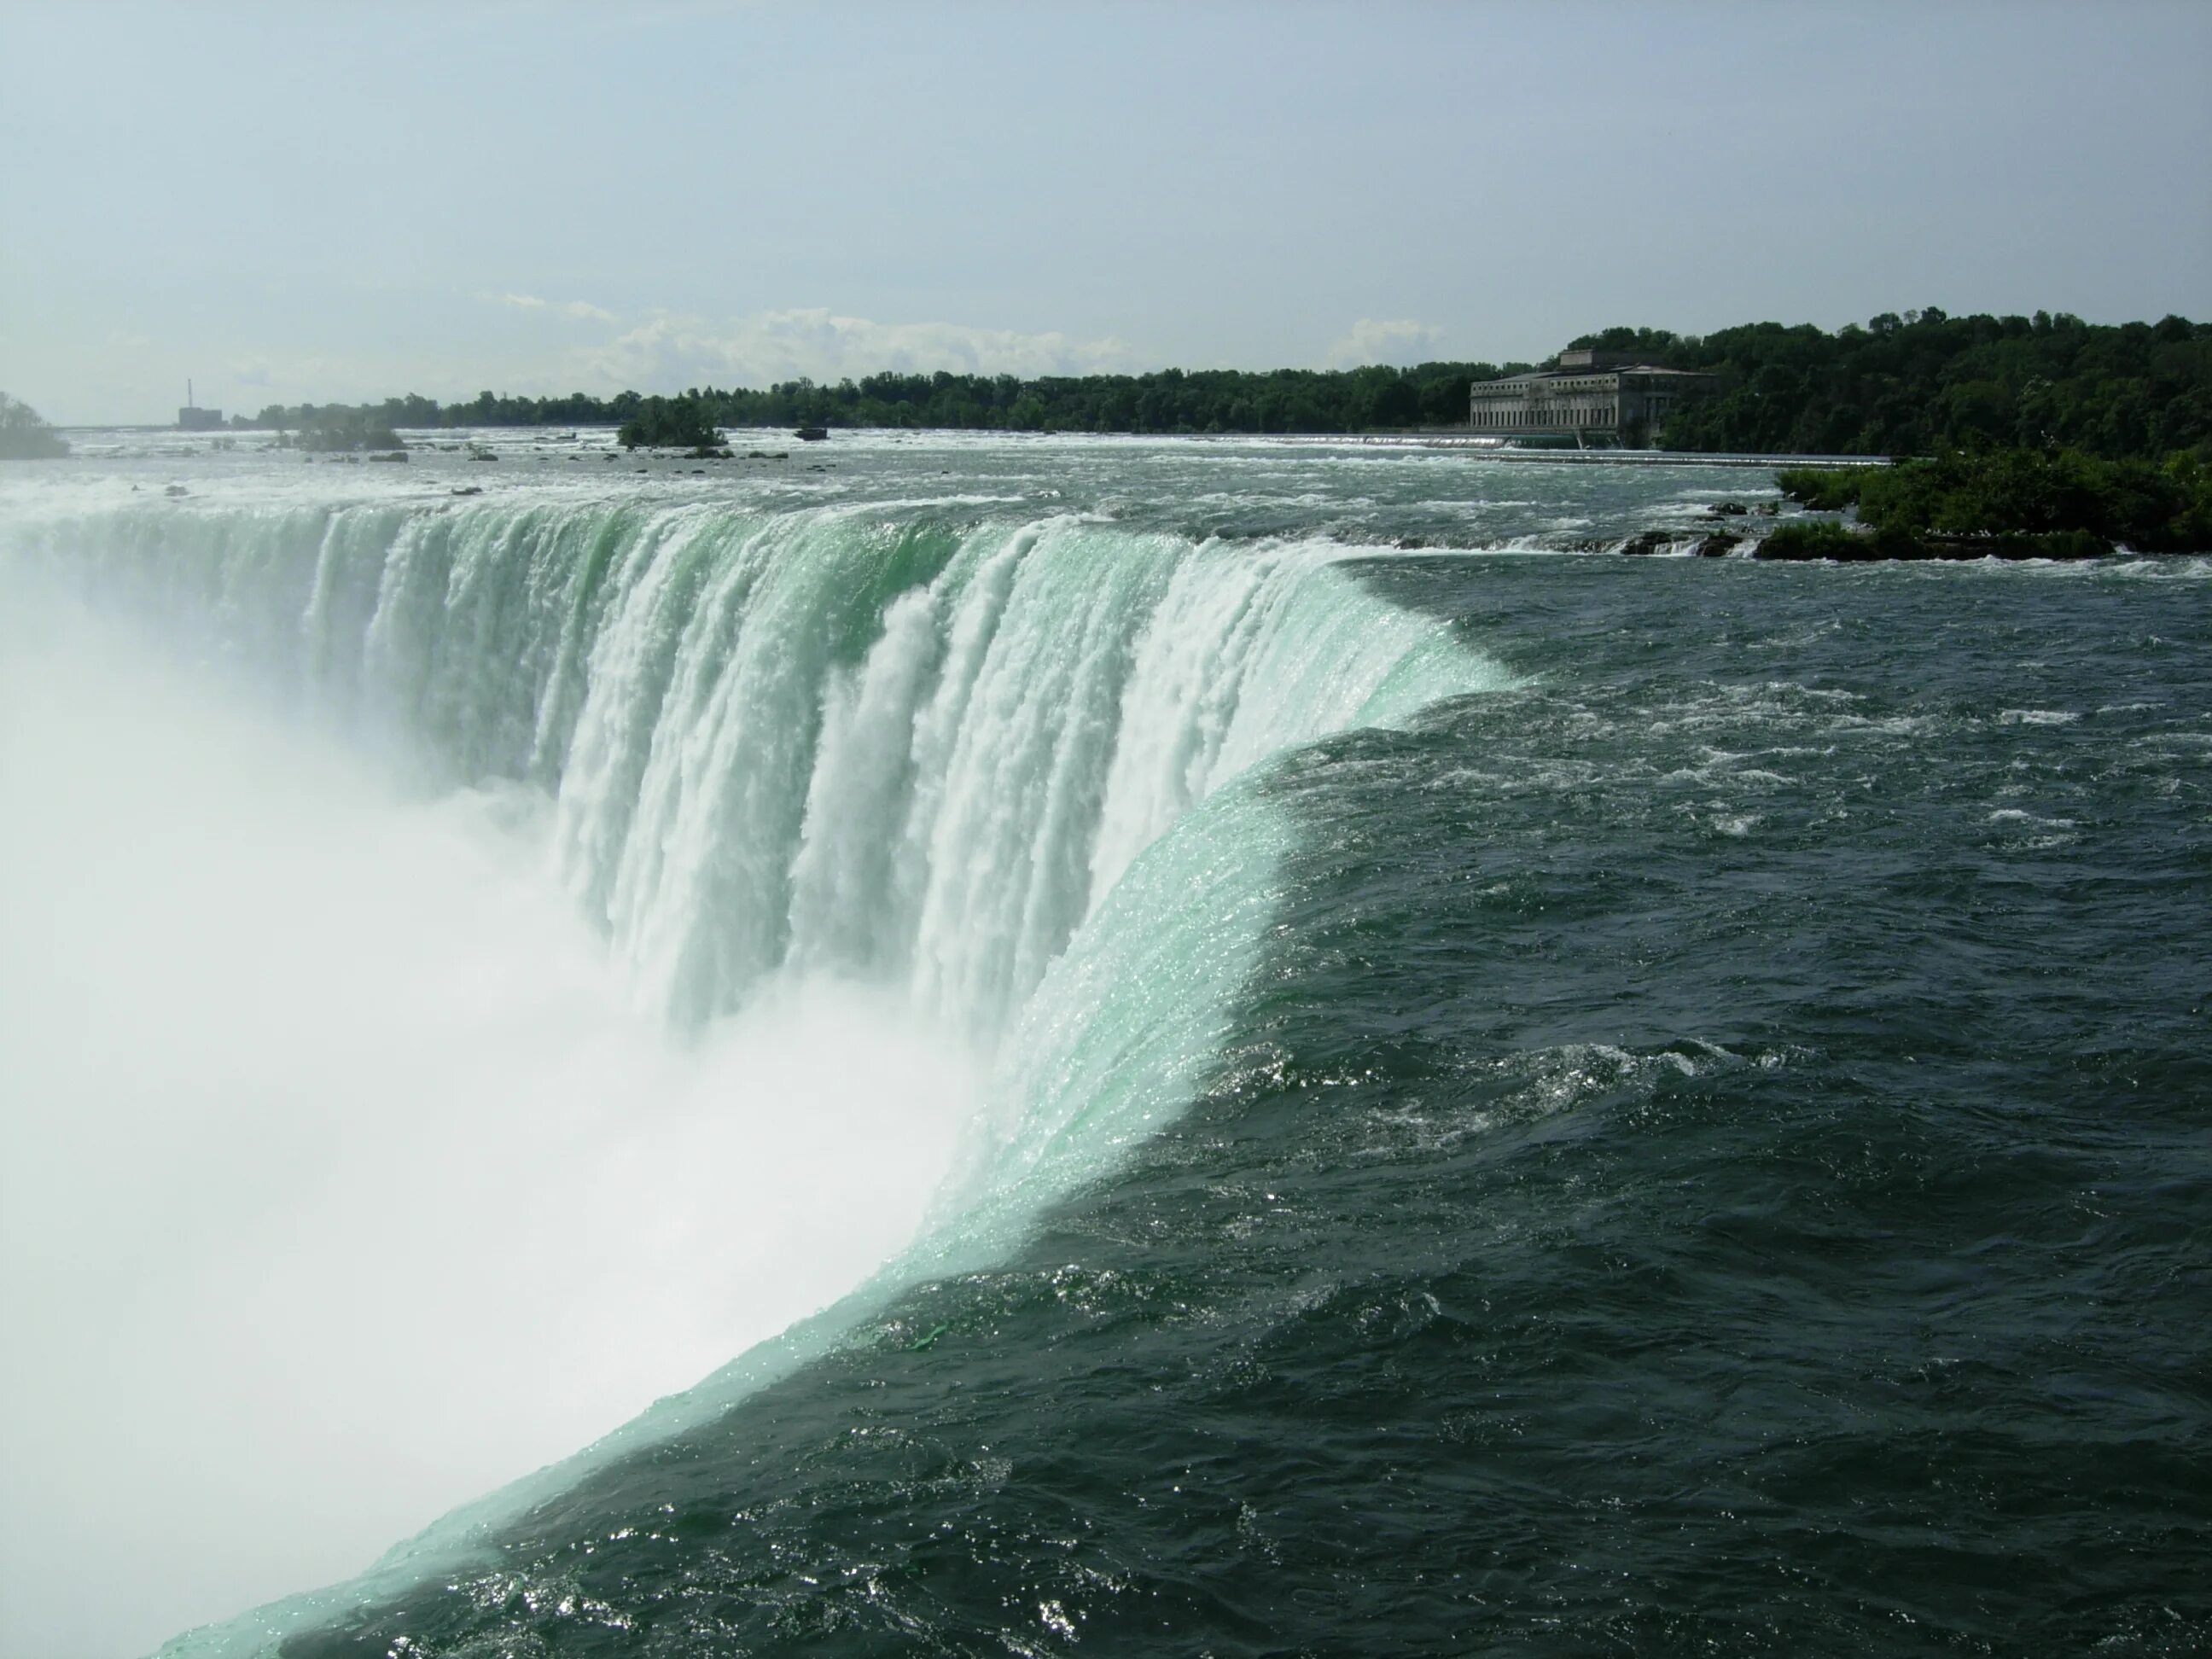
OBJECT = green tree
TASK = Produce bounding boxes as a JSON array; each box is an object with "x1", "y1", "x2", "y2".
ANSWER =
[
  {"x1": 0, "y1": 393, "x2": 69, "y2": 458},
  {"x1": 617, "y1": 395, "x2": 721, "y2": 450}
]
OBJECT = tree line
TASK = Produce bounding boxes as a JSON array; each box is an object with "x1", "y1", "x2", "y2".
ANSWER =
[
  {"x1": 1599, "y1": 310, "x2": 2210, "y2": 457},
  {"x1": 144, "y1": 308, "x2": 2212, "y2": 462},
  {"x1": 240, "y1": 362, "x2": 1517, "y2": 443}
]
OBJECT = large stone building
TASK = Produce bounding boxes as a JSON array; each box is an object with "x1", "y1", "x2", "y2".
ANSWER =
[
  {"x1": 178, "y1": 382, "x2": 224, "y2": 431},
  {"x1": 1468, "y1": 348, "x2": 1714, "y2": 445}
]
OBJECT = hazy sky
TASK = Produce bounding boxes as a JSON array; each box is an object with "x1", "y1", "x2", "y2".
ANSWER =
[{"x1": 3, "y1": 0, "x2": 2208, "y2": 423}]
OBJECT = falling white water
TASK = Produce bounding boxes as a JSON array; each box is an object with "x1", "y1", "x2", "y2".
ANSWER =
[
  {"x1": 11, "y1": 498, "x2": 1510, "y2": 1044},
  {"x1": 0, "y1": 490, "x2": 1512, "y2": 1657},
  {"x1": 0, "y1": 582, "x2": 978, "y2": 1659}
]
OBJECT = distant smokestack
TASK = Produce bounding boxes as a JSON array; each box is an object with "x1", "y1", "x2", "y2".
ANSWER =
[{"x1": 188, "y1": 379, "x2": 195, "y2": 410}]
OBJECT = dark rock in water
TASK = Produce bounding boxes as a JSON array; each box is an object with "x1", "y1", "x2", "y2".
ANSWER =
[
  {"x1": 1708, "y1": 501, "x2": 1749, "y2": 517},
  {"x1": 1395, "y1": 535, "x2": 1429, "y2": 550},
  {"x1": 1696, "y1": 532, "x2": 1742, "y2": 557},
  {"x1": 369, "y1": 451, "x2": 407, "y2": 463},
  {"x1": 794, "y1": 426, "x2": 830, "y2": 441},
  {"x1": 1754, "y1": 500, "x2": 1780, "y2": 516},
  {"x1": 1921, "y1": 529, "x2": 2112, "y2": 561},
  {"x1": 164, "y1": 483, "x2": 188, "y2": 497},
  {"x1": 451, "y1": 486, "x2": 483, "y2": 497},
  {"x1": 1619, "y1": 530, "x2": 1673, "y2": 556}
]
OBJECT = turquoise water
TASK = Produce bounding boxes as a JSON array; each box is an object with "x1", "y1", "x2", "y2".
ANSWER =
[{"x1": 3, "y1": 433, "x2": 2206, "y2": 1655}]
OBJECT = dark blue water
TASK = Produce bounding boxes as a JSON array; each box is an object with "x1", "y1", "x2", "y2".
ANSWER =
[{"x1": 276, "y1": 548, "x2": 2211, "y2": 1655}]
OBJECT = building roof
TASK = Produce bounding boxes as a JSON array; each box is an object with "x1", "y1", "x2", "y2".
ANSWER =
[{"x1": 1469, "y1": 364, "x2": 1714, "y2": 393}]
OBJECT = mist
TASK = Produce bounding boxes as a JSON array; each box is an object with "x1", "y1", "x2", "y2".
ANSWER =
[{"x1": 0, "y1": 580, "x2": 980, "y2": 1659}]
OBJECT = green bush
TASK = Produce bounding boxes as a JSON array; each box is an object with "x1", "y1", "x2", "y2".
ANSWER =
[
  {"x1": 1755, "y1": 520, "x2": 1874, "y2": 560},
  {"x1": 0, "y1": 393, "x2": 69, "y2": 458},
  {"x1": 1873, "y1": 451, "x2": 2199, "y2": 549},
  {"x1": 1774, "y1": 467, "x2": 1864, "y2": 511},
  {"x1": 1776, "y1": 451, "x2": 2210, "y2": 553},
  {"x1": 294, "y1": 408, "x2": 404, "y2": 451},
  {"x1": 618, "y1": 395, "x2": 721, "y2": 450}
]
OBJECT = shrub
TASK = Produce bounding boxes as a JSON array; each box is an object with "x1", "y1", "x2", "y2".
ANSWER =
[
  {"x1": 618, "y1": 395, "x2": 721, "y2": 450},
  {"x1": 296, "y1": 409, "x2": 405, "y2": 451},
  {"x1": 0, "y1": 393, "x2": 69, "y2": 458},
  {"x1": 1774, "y1": 467, "x2": 1863, "y2": 511},
  {"x1": 1755, "y1": 520, "x2": 1874, "y2": 560}
]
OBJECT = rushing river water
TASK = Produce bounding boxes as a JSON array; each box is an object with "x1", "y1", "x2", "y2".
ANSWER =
[{"x1": 2, "y1": 430, "x2": 2206, "y2": 1657}]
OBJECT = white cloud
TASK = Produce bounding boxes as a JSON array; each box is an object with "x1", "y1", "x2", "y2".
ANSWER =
[
  {"x1": 572, "y1": 307, "x2": 1139, "y2": 390},
  {"x1": 1324, "y1": 317, "x2": 1446, "y2": 369},
  {"x1": 486, "y1": 292, "x2": 618, "y2": 324},
  {"x1": 226, "y1": 354, "x2": 341, "y2": 395}
]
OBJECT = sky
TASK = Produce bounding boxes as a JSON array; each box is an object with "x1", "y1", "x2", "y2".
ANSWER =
[{"x1": 3, "y1": 0, "x2": 2209, "y2": 424}]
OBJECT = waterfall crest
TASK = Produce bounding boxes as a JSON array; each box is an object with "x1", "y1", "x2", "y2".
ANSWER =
[{"x1": 18, "y1": 498, "x2": 1511, "y2": 1039}]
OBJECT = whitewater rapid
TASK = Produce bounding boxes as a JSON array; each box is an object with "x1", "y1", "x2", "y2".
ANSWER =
[{"x1": 0, "y1": 478, "x2": 1510, "y2": 1657}]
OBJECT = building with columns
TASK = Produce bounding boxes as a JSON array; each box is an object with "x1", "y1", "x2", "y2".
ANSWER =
[{"x1": 1468, "y1": 349, "x2": 1715, "y2": 445}]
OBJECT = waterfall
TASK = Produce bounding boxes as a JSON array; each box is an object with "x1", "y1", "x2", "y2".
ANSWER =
[
  {"x1": 2, "y1": 492, "x2": 1513, "y2": 1657},
  {"x1": 10, "y1": 497, "x2": 1511, "y2": 1041}
]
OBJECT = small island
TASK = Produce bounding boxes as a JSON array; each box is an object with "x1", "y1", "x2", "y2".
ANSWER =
[
  {"x1": 292, "y1": 407, "x2": 406, "y2": 454},
  {"x1": 617, "y1": 395, "x2": 725, "y2": 453},
  {"x1": 1762, "y1": 450, "x2": 2211, "y2": 560}
]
